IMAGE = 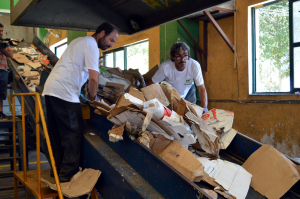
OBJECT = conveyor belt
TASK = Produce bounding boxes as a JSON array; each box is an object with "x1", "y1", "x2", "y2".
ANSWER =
[{"x1": 7, "y1": 37, "x2": 300, "y2": 199}]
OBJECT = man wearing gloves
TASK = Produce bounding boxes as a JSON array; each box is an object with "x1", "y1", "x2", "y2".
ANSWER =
[
  {"x1": 151, "y1": 42, "x2": 208, "y2": 113},
  {"x1": 42, "y1": 22, "x2": 119, "y2": 182}
]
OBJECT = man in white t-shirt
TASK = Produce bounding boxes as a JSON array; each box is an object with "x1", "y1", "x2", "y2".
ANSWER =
[
  {"x1": 42, "y1": 22, "x2": 119, "y2": 182},
  {"x1": 151, "y1": 42, "x2": 208, "y2": 113}
]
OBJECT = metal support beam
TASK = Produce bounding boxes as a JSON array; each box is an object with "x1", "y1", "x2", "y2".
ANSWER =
[
  {"x1": 190, "y1": 11, "x2": 219, "y2": 20},
  {"x1": 211, "y1": 6, "x2": 235, "y2": 13},
  {"x1": 203, "y1": 10, "x2": 234, "y2": 52}
]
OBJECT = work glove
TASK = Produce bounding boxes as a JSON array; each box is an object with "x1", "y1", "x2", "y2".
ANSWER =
[
  {"x1": 203, "y1": 107, "x2": 208, "y2": 114},
  {"x1": 95, "y1": 95, "x2": 100, "y2": 102}
]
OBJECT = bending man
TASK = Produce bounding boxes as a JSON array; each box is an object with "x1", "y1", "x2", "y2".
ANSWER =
[
  {"x1": 151, "y1": 42, "x2": 208, "y2": 113},
  {"x1": 42, "y1": 22, "x2": 119, "y2": 182}
]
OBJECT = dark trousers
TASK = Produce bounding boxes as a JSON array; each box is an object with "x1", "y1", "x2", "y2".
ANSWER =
[
  {"x1": 45, "y1": 95, "x2": 84, "y2": 178},
  {"x1": 184, "y1": 83, "x2": 197, "y2": 104}
]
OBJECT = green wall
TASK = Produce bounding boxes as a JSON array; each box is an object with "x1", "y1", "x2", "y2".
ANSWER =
[
  {"x1": 38, "y1": 28, "x2": 48, "y2": 44},
  {"x1": 67, "y1": 31, "x2": 87, "y2": 44},
  {"x1": 0, "y1": 0, "x2": 10, "y2": 9},
  {"x1": 159, "y1": 21, "x2": 177, "y2": 63},
  {"x1": 177, "y1": 18, "x2": 199, "y2": 59},
  {"x1": 159, "y1": 19, "x2": 199, "y2": 63}
]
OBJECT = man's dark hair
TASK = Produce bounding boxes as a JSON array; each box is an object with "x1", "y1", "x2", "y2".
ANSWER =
[
  {"x1": 0, "y1": 23, "x2": 3, "y2": 28},
  {"x1": 95, "y1": 22, "x2": 118, "y2": 35},
  {"x1": 170, "y1": 42, "x2": 190, "y2": 61}
]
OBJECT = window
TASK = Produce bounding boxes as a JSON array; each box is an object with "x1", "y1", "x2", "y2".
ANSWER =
[
  {"x1": 49, "y1": 38, "x2": 68, "y2": 59},
  {"x1": 55, "y1": 42, "x2": 67, "y2": 59},
  {"x1": 103, "y1": 40, "x2": 149, "y2": 75},
  {"x1": 251, "y1": 0, "x2": 300, "y2": 93}
]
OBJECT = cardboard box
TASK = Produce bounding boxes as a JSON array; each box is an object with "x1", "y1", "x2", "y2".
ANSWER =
[
  {"x1": 242, "y1": 144, "x2": 300, "y2": 199},
  {"x1": 141, "y1": 83, "x2": 170, "y2": 107},
  {"x1": 150, "y1": 135, "x2": 204, "y2": 182},
  {"x1": 143, "y1": 64, "x2": 159, "y2": 82},
  {"x1": 198, "y1": 157, "x2": 252, "y2": 199},
  {"x1": 41, "y1": 168, "x2": 101, "y2": 198}
]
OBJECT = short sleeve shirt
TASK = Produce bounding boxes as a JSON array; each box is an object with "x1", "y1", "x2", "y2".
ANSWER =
[
  {"x1": 0, "y1": 48, "x2": 12, "y2": 71},
  {"x1": 152, "y1": 58, "x2": 204, "y2": 98},
  {"x1": 42, "y1": 36, "x2": 99, "y2": 103}
]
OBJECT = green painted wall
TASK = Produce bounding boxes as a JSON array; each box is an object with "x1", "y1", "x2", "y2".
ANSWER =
[
  {"x1": 38, "y1": 28, "x2": 48, "y2": 44},
  {"x1": 159, "y1": 19, "x2": 199, "y2": 62},
  {"x1": 67, "y1": 31, "x2": 87, "y2": 44},
  {"x1": 0, "y1": 0, "x2": 10, "y2": 9},
  {"x1": 177, "y1": 18, "x2": 199, "y2": 59},
  {"x1": 159, "y1": 21, "x2": 177, "y2": 63}
]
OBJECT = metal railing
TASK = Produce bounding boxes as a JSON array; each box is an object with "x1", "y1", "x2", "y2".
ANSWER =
[{"x1": 12, "y1": 92, "x2": 63, "y2": 199}]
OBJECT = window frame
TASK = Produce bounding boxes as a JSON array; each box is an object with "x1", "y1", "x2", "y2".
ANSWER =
[
  {"x1": 251, "y1": 0, "x2": 300, "y2": 94},
  {"x1": 54, "y1": 42, "x2": 67, "y2": 57},
  {"x1": 103, "y1": 40, "x2": 148, "y2": 70}
]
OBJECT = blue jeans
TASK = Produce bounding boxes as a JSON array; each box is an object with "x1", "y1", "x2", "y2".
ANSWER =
[
  {"x1": 0, "y1": 70, "x2": 8, "y2": 100},
  {"x1": 184, "y1": 83, "x2": 197, "y2": 104}
]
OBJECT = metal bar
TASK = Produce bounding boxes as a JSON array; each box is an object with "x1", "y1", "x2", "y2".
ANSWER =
[
  {"x1": 6, "y1": 92, "x2": 13, "y2": 114},
  {"x1": 12, "y1": 96, "x2": 18, "y2": 199},
  {"x1": 203, "y1": 10, "x2": 234, "y2": 52},
  {"x1": 176, "y1": 20, "x2": 207, "y2": 57},
  {"x1": 36, "y1": 94, "x2": 63, "y2": 199},
  {"x1": 35, "y1": 95, "x2": 41, "y2": 196},
  {"x1": 21, "y1": 96, "x2": 27, "y2": 182},
  {"x1": 211, "y1": 6, "x2": 235, "y2": 13},
  {"x1": 190, "y1": 11, "x2": 219, "y2": 20},
  {"x1": 12, "y1": 93, "x2": 38, "y2": 97}
]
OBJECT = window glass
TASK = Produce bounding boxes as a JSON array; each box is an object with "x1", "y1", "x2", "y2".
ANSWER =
[
  {"x1": 105, "y1": 53, "x2": 114, "y2": 68},
  {"x1": 294, "y1": 47, "x2": 300, "y2": 88},
  {"x1": 254, "y1": 1, "x2": 290, "y2": 92},
  {"x1": 127, "y1": 41, "x2": 149, "y2": 75},
  {"x1": 293, "y1": 1, "x2": 300, "y2": 43},
  {"x1": 115, "y1": 50, "x2": 125, "y2": 70},
  {"x1": 55, "y1": 43, "x2": 67, "y2": 59}
]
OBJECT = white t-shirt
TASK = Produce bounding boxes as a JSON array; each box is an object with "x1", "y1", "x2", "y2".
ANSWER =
[
  {"x1": 42, "y1": 36, "x2": 99, "y2": 103},
  {"x1": 152, "y1": 58, "x2": 204, "y2": 98}
]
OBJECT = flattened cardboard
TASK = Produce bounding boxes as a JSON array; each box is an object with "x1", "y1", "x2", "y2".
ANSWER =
[
  {"x1": 108, "y1": 123, "x2": 125, "y2": 142},
  {"x1": 26, "y1": 61, "x2": 41, "y2": 69},
  {"x1": 13, "y1": 53, "x2": 30, "y2": 64},
  {"x1": 141, "y1": 83, "x2": 170, "y2": 107},
  {"x1": 129, "y1": 87, "x2": 145, "y2": 102},
  {"x1": 151, "y1": 135, "x2": 204, "y2": 182},
  {"x1": 219, "y1": 128, "x2": 237, "y2": 149},
  {"x1": 176, "y1": 98, "x2": 187, "y2": 116},
  {"x1": 143, "y1": 64, "x2": 159, "y2": 82},
  {"x1": 242, "y1": 144, "x2": 300, "y2": 199},
  {"x1": 93, "y1": 100, "x2": 111, "y2": 111},
  {"x1": 105, "y1": 82, "x2": 125, "y2": 94},
  {"x1": 41, "y1": 168, "x2": 101, "y2": 198}
]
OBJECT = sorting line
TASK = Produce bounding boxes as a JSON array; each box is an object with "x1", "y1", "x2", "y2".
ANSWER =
[{"x1": 0, "y1": 160, "x2": 49, "y2": 168}]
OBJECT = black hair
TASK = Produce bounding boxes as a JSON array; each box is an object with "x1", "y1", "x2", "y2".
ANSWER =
[
  {"x1": 170, "y1": 42, "x2": 190, "y2": 61},
  {"x1": 95, "y1": 22, "x2": 118, "y2": 35},
  {"x1": 0, "y1": 23, "x2": 3, "y2": 28}
]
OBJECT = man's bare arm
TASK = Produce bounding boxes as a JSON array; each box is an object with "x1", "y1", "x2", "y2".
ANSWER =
[
  {"x1": 197, "y1": 84, "x2": 208, "y2": 109},
  {"x1": 88, "y1": 69, "x2": 99, "y2": 101},
  {"x1": 1, "y1": 48, "x2": 13, "y2": 59}
]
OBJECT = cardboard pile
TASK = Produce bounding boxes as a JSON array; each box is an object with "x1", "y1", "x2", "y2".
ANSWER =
[
  {"x1": 100, "y1": 66, "x2": 146, "y2": 90},
  {"x1": 90, "y1": 79, "x2": 300, "y2": 198},
  {"x1": 13, "y1": 44, "x2": 51, "y2": 93}
]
